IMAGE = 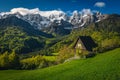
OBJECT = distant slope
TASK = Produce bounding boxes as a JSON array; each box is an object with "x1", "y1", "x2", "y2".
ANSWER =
[
  {"x1": 0, "y1": 48, "x2": 120, "y2": 80},
  {"x1": 88, "y1": 14, "x2": 120, "y2": 33},
  {"x1": 0, "y1": 16, "x2": 53, "y2": 37},
  {"x1": 0, "y1": 16, "x2": 53, "y2": 54}
]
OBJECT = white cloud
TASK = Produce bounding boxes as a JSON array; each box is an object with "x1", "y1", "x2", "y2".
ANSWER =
[
  {"x1": 81, "y1": 9, "x2": 93, "y2": 15},
  {"x1": 94, "y1": 2, "x2": 106, "y2": 8},
  {"x1": 39, "y1": 10, "x2": 65, "y2": 17},
  {"x1": 1, "y1": 7, "x2": 99, "y2": 18},
  {"x1": 11, "y1": 8, "x2": 40, "y2": 15},
  {"x1": 9, "y1": 7, "x2": 65, "y2": 17}
]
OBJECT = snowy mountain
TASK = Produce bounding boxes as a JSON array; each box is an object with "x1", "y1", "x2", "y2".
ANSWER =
[
  {"x1": 0, "y1": 8, "x2": 108, "y2": 30},
  {"x1": 69, "y1": 9, "x2": 108, "y2": 28}
]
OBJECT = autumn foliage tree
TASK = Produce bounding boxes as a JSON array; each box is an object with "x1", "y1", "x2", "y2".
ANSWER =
[
  {"x1": 57, "y1": 46, "x2": 74, "y2": 63},
  {"x1": 8, "y1": 51, "x2": 20, "y2": 69},
  {"x1": 0, "y1": 51, "x2": 20, "y2": 69}
]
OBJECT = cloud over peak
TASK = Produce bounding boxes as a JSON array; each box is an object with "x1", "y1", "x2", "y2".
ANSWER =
[
  {"x1": 11, "y1": 8, "x2": 40, "y2": 15},
  {"x1": 94, "y1": 2, "x2": 106, "y2": 8},
  {"x1": 81, "y1": 9, "x2": 93, "y2": 15},
  {"x1": 0, "y1": 7, "x2": 101, "y2": 18},
  {"x1": 9, "y1": 7, "x2": 65, "y2": 18}
]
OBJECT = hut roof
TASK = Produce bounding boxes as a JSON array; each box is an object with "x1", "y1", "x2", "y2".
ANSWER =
[{"x1": 74, "y1": 36, "x2": 97, "y2": 51}]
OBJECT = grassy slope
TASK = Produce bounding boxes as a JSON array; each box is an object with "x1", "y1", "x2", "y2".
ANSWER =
[{"x1": 0, "y1": 48, "x2": 120, "y2": 80}]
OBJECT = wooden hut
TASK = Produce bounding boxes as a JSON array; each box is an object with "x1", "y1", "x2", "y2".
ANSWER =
[{"x1": 73, "y1": 36, "x2": 97, "y2": 58}]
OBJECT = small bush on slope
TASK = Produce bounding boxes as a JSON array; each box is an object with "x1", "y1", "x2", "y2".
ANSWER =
[{"x1": 57, "y1": 46, "x2": 75, "y2": 63}]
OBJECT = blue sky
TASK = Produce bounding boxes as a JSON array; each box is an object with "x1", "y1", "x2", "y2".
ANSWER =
[{"x1": 0, "y1": 0, "x2": 120, "y2": 14}]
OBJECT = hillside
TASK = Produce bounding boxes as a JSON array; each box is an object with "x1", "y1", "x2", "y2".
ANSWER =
[
  {"x1": 0, "y1": 48, "x2": 120, "y2": 80},
  {"x1": 0, "y1": 16, "x2": 53, "y2": 54},
  {"x1": 47, "y1": 14, "x2": 120, "y2": 53}
]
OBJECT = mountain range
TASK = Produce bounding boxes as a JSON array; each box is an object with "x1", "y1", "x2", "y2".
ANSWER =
[{"x1": 0, "y1": 8, "x2": 108, "y2": 35}]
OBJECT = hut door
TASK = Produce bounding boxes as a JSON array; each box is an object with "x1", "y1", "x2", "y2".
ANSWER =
[{"x1": 76, "y1": 43, "x2": 82, "y2": 56}]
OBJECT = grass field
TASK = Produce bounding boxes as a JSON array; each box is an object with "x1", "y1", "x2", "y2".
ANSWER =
[{"x1": 0, "y1": 48, "x2": 120, "y2": 80}]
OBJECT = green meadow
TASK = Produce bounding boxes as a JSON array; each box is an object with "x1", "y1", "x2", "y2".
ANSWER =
[{"x1": 0, "y1": 48, "x2": 120, "y2": 80}]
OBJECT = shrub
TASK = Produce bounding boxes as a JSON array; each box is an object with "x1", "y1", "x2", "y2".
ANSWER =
[
  {"x1": 57, "y1": 46, "x2": 74, "y2": 63},
  {"x1": 20, "y1": 55, "x2": 48, "y2": 69},
  {"x1": 101, "y1": 38, "x2": 120, "y2": 51},
  {"x1": 0, "y1": 51, "x2": 20, "y2": 69},
  {"x1": 0, "y1": 52, "x2": 9, "y2": 69},
  {"x1": 8, "y1": 51, "x2": 20, "y2": 69}
]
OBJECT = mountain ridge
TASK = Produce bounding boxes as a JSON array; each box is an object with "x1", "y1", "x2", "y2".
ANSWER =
[{"x1": 0, "y1": 8, "x2": 108, "y2": 31}]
